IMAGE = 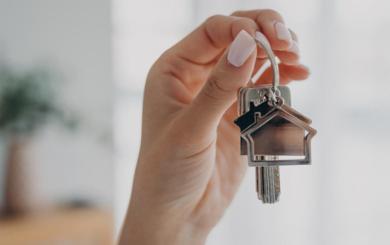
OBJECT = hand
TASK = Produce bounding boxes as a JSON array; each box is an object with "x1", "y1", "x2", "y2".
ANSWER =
[{"x1": 119, "y1": 9, "x2": 309, "y2": 245}]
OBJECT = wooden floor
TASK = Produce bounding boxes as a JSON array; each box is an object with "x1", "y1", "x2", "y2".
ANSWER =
[{"x1": 0, "y1": 208, "x2": 113, "y2": 245}]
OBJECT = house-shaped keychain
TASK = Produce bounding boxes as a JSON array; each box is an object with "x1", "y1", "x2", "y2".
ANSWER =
[
  {"x1": 234, "y1": 31, "x2": 317, "y2": 203},
  {"x1": 235, "y1": 98, "x2": 317, "y2": 167}
]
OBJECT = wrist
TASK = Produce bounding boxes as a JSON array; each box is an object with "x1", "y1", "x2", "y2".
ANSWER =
[{"x1": 119, "y1": 204, "x2": 210, "y2": 245}]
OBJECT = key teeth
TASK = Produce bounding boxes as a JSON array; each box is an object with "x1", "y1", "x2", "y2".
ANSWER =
[
  {"x1": 261, "y1": 194, "x2": 280, "y2": 204},
  {"x1": 257, "y1": 191, "x2": 263, "y2": 201},
  {"x1": 256, "y1": 166, "x2": 281, "y2": 204}
]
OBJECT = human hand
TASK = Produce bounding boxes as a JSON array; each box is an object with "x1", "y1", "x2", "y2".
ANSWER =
[{"x1": 119, "y1": 9, "x2": 309, "y2": 245}]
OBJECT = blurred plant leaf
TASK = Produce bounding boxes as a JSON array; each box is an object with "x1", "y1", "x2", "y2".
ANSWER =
[{"x1": 0, "y1": 65, "x2": 77, "y2": 136}]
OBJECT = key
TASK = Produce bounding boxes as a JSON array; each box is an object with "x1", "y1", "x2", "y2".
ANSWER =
[
  {"x1": 235, "y1": 85, "x2": 316, "y2": 203},
  {"x1": 234, "y1": 32, "x2": 316, "y2": 203},
  {"x1": 236, "y1": 86, "x2": 291, "y2": 203},
  {"x1": 256, "y1": 165, "x2": 280, "y2": 203}
]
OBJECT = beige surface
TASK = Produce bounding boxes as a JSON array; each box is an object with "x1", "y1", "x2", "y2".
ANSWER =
[{"x1": 0, "y1": 208, "x2": 113, "y2": 245}]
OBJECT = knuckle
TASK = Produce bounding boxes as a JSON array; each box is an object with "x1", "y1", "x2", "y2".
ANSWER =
[
  {"x1": 203, "y1": 79, "x2": 222, "y2": 102},
  {"x1": 231, "y1": 10, "x2": 244, "y2": 16},
  {"x1": 203, "y1": 75, "x2": 234, "y2": 101},
  {"x1": 204, "y1": 14, "x2": 224, "y2": 26},
  {"x1": 257, "y1": 9, "x2": 284, "y2": 22},
  {"x1": 232, "y1": 17, "x2": 257, "y2": 30},
  {"x1": 203, "y1": 15, "x2": 226, "y2": 44},
  {"x1": 260, "y1": 8, "x2": 282, "y2": 16}
]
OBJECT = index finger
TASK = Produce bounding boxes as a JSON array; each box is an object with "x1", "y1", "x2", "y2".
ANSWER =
[
  {"x1": 232, "y1": 9, "x2": 292, "y2": 51},
  {"x1": 169, "y1": 15, "x2": 258, "y2": 65}
]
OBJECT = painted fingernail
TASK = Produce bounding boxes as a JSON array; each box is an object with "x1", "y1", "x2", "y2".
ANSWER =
[
  {"x1": 288, "y1": 41, "x2": 300, "y2": 55},
  {"x1": 275, "y1": 22, "x2": 292, "y2": 44},
  {"x1": 227, "y1": 30, "x2": 256, "y2": 67}
]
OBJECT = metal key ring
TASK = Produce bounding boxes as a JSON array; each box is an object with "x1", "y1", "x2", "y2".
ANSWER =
[{"x1": 252, "y1": 32, "x2": 280, "y2": 103}]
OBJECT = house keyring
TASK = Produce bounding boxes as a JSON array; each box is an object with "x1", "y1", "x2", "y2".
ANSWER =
[{"x1": 234, "y1": 32, "x2": 317, "y2": 203}]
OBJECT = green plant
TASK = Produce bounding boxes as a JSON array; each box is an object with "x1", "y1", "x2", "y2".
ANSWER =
[{"x1": 0, "y1": 66, "x2": 75, "y2": 136}]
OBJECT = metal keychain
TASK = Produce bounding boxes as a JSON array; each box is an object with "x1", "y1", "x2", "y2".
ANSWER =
[{"x1": 234, "y1": 32, "x2": 317, "y2": 203}]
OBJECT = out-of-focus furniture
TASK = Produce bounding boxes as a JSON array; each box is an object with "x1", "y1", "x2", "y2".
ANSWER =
[{"x1": 0, "y1": 208, "x2": 113, "y2": 245}]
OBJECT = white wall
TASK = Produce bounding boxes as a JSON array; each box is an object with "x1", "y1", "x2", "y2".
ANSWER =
[{"x1": 0, "y1": 0, "x2": 113, "y2": 208}]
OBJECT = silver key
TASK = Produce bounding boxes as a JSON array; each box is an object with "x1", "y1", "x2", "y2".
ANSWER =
[
  {"x1": 236, "y1": 86, "x2": 291, "y2": 203},
  {"x1": 234, "y1": 32, "x2": 316, "y2": 203},
  {"x1": 256, "y1": 166, "x2": 280, "y2": 203}
]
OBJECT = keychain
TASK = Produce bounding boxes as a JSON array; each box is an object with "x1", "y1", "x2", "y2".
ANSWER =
[{"x1": 234, "y1": 32, "x2": 317, "y2": 203}]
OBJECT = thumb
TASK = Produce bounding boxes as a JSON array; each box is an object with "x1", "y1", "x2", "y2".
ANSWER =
[{"x1": 183, "y1": 30, "x2": 257, "y2": 134}]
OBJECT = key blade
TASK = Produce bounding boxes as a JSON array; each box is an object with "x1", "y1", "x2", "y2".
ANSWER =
[{"x1": 256, "y1": 166, "x2": 280, "y2": 203}]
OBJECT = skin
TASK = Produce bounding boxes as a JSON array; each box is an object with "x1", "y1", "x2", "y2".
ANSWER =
[{"x1": 119, "y1": 9, "x2": 309, "y2": 245}]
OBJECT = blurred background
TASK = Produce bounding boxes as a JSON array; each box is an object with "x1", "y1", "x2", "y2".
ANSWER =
[
  {"x1": 1, "y1": 0, "x2": 390, "y2": 244},
  {"x1": 0, "y1": 0, "x2": 113, "y2": 244}
]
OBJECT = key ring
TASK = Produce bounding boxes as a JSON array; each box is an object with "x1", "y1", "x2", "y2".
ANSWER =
[{"x1": 252, "y1": 32, "x2": 281, "y2": 104}]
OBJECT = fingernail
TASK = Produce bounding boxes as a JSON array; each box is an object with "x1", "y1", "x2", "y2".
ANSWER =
[
  {"x1": 274, "y1": 22, "x2": 292, "y2": 44},
  {"x1": 227, "y1": 30, "x2": 256, "y2": 67},
  {"x1": 288, "y1": 41, "x2": 300, "y2": 55}
]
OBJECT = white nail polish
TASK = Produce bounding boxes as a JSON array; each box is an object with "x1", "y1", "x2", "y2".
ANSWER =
[
  {"x1": 275, "y1": 22, "x2": 292, "y2": 44},
  {"x1": 227, "y1": 30, "x2": 256, "y2": 67},
  {"x1": 288, "y1": 41, "x2": 300, "y2": 55}
]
